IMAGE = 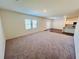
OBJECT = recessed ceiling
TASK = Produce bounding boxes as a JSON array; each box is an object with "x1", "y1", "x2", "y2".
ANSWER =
[{"x1": 0, "y1": 0, "x2": 79, "y2": 19}]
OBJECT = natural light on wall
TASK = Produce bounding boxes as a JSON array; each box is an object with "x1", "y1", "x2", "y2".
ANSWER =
[
  {"x1": 25, "y1": 19, "x2": 38, "y2": 30},
  {"x1": 46, "y1": 20, "x2": 51, "y2": 29}
]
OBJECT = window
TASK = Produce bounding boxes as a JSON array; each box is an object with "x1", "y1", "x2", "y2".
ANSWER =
[
  {"x1": 32, "y1": 20, "x2": 38, "y2": 29},
  {"x1": 25, "y1": 19, "x2": 38, "y2": 30},
  {"x1": 25, "y1": 19, "x2": 32, "y2": 30}
]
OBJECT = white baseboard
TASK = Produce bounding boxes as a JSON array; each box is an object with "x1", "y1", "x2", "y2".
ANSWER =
[{"x1": 6, "y1": 30, "x2": 44, "y2": 40}]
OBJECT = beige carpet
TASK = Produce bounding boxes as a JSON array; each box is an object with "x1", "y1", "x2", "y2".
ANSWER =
[{"x1": 5, "y1": 31, "x2": 75, "y2": 59}]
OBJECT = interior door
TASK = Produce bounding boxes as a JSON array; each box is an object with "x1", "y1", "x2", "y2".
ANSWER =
[
  {"x1": 0, "y1": 16, "x2": 5, "y2": 59},
  {"x1": 74, "y1": 19, "x2": 79, "y2": 59}
]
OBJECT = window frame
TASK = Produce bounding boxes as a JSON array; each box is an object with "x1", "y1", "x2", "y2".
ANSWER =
[
  {"x1": 25, "y1": 19, "x2": 38, "y2": 30},
  {"x1": 32, "y1": 19, "x2": 38, "y2": 29}
]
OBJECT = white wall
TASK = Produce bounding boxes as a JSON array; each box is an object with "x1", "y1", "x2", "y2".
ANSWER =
[
  {"x1": 0, "y1": 16, "x2": 5, "y2": 59},
  {"x1": 0, "y1": 10, "x2": 47, "y2": 39},
  {"x1": 74, "y1": 18, "x2": 79, "y2": 59},
  {"x1": 52, "y1": 17, "x2": 65, "y2": 29},
  {"x1": 45, "y1": 19, "x2": 52, "y2": 29}
]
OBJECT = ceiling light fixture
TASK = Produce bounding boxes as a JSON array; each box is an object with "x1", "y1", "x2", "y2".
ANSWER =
[
  {"x1": 16, "y1": 0, "x2": 19, "y2": 1},
  {"x1": 43, "y1": 9, "x2": 47, "y2": 13}
]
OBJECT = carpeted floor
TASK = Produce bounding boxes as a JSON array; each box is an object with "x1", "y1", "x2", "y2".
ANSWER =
[{"x1": 5, "y1": 31, "x2": 75, "y2": 59}]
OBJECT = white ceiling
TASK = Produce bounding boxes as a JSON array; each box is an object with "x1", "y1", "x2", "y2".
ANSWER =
[{"x1": 0, "y1": 0, "x2": 79, "y2": 19}]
